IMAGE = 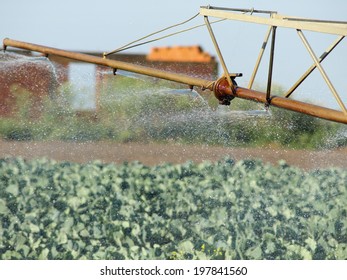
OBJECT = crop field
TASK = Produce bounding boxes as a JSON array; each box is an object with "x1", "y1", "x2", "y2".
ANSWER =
[{"x1": 0, "y1": 157, "x2": 346, "y2": 260}]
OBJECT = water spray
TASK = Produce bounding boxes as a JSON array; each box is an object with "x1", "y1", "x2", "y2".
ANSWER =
[{"x1": 2, "y1": 6, "x2": 347, "y2": 124}]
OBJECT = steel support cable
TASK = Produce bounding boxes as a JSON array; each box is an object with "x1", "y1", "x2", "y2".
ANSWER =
[
  {"x1": 104, "y1": 8, "x2": 257, "y2": 57},
  {"x1": 104, "y1": 15, "x2": 226, "y2": 57},
  {"x1": 104, "y1": 13, "x2": 200, "y2": 57}
]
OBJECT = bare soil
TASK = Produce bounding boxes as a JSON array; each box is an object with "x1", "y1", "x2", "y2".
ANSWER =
[{"x1": 0, "y1": 140, "x2": 346, "y2": 170}]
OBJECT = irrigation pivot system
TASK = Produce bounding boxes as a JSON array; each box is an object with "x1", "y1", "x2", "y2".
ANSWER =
[{"x1": 3, "y1": 6, "x2": 347, "y2": 124}]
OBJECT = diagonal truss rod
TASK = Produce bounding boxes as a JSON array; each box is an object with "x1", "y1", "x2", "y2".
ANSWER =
[
  {"x1": 204, "y1": 15, "x2": 234, "y2": 90},
  {"x1": 248, "y1": 27, "x2": 346, "y2": 112},
  {"x1": 248, "y1": 25, "x2": 273, "y2": 89},
  {"x1": 297, "y1": 30, "x2": 347, "y2": 114},
  {"x1": 285, "y1": 35, "x2": 345, "y2": 98}
]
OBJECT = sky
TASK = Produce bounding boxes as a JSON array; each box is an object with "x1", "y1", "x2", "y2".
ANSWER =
[{"x1": 2, "y1": 0, "x2": 347, "y2": 109}]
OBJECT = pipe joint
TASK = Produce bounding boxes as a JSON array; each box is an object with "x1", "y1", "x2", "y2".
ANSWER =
[{"x1": 213, "y1": 75, "x2": 238, "y2": 105}]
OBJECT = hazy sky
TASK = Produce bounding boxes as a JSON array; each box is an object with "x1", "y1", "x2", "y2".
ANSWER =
[{"x1": 2, "y1": 0, "x2": 347, "y2": 109}]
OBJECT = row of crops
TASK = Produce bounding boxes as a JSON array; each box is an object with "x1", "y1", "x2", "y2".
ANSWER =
[{"x1": 0, "y1": 157, "x2": 346, "y2": 259}]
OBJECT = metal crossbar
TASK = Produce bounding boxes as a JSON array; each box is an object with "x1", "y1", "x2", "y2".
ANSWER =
[
  {"x1": 200, "y1": 7, "x2": 347, "y2": 36},
  {"x1": 200, "y1": 6, "x2": 277, "y2": 15}
]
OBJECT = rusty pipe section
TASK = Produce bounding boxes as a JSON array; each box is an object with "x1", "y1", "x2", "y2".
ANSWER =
[
  {"x1": 214, "y1": 77, "x2": 347, "y2": 124},
  {"x1": 3, "y1": 38, "x2": 214, "y2": 91},
  {"x1": 237, "y1": 87, "x2": 347, "y2": 124},
  {"x1": 3, "y1": 38, "x2": 347, "y2": 124}
]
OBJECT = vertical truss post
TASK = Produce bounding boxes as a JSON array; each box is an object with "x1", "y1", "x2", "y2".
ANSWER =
[
  {"x1": 204, "y1": 15, "x2": 234, "y2": 92},
  {"x1": 297, "y1": 29, "x2": 347, "y2": 114},
  {"x1": 285, "y1": 35, "x2": 345, "y2": 98},
  {"x1": 248, "y1": 25, "x2": 273, "y2": 89},
  {"x1": 266, "y1": 26, "x2": 277, "y2": 103}
]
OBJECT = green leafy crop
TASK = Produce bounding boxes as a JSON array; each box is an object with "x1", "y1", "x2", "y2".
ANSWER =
[{"x1": 0, "y1": 157, "x2": 346, "y2": 260}]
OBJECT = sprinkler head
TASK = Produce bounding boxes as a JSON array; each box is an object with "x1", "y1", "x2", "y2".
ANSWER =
[{"x1": 213, "y1": 75, "x2": 239, "y2": 105}]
